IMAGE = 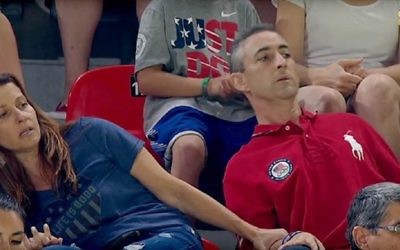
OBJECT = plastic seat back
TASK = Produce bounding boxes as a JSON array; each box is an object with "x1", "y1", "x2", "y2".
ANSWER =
[
  {"x1": 66, "y1": 64, "x2": 146, "y2": 140},
  {"x1": 202, "y1": 238, "x2": 220, "y2": 250}
]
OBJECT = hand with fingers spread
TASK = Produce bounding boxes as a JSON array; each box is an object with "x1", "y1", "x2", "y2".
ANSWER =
[
  {"x1": 24, "y1": 224, "x2": 63, "y2": 250},
  {"x1": 278, "y1": 231, "x2": 325, "y2": 250}
]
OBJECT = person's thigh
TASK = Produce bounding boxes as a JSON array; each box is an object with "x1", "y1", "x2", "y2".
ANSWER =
[
  {"x1": 123, "y1": 226, "x2": 202, "y2": 250},
  {"x1": 217, "y1": 116, "x2": 257, "y2": 165},
  {"x1": 147, "y1": 107, "x2": 210, "y2": 169}
]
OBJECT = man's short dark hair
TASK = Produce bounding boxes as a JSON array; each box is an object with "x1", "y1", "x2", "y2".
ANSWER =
[{"x1": 230, "y1": 24, "x2": 274, "y2": 73}]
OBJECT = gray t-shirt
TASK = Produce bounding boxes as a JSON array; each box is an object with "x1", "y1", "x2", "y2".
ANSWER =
[{"x1": 135, "y1": 0, "x2": 260, "y2": 131}]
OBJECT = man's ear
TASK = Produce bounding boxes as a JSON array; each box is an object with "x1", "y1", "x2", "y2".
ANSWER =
[
  {"x1": 352, "y1": 226, "x2": 370, "y2": 250},
  {"x1": 230, "y1": 72, "x2": 249, "y2": 93}
]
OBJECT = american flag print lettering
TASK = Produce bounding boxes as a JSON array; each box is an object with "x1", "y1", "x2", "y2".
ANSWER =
[
  {"x1": 45, "y1": 184, "x2": 101, "y2": 243},
  {"x1": 171, "y1": 17, "x2": 238, "y2": 78}
]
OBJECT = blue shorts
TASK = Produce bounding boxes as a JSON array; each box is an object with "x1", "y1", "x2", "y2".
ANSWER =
[
  {"x1": 147, "y1": 106, "x2": 256, "y2": 170},
  {"x1": 147, "y1": 106, "x2": 256, "y2": 203}
]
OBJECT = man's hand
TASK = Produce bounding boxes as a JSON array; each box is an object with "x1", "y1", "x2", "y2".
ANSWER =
[
  {"x1": 24, "y1": 224, "x2": 63, "y2": 250},
  {"x1": 250, "y1": 228, "x2": 288, "y2": 250},
  {"x1": 278, "y1": 232, "x2": 325, "y2": 250}
]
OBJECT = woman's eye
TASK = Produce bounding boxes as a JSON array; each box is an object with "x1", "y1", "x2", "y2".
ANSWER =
[
  {"x1": 0, "y1": 112, "x2": 8, "y2": 119},
  {"x1": 20, "y1": 102, "x2": 29, "y2": 109},
  {"x1": 10, "y1": 240, "x2": 22, "y2": 245}
]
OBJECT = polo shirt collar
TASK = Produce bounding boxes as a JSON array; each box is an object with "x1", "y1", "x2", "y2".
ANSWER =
[{"x1": 252, "y1": 108, "x2": 316, "y2": 137}]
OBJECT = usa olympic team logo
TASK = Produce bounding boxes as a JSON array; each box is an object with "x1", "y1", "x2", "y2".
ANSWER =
[{"x1": 268, "y1": 159, "x2": 293, "y2": 181}]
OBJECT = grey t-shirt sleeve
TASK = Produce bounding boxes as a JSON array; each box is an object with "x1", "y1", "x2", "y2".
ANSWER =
[{"x1": 135, "y1": 0, "x2": 170, "y2": 73}]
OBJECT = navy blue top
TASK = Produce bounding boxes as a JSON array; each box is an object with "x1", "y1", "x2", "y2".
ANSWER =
[{"x1": 26, "y1": 118, "x2": 189, "y2": 249}]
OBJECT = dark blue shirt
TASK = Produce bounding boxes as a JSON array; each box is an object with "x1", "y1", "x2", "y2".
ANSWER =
[{"x1": 26, "y1": 118, "x2": 189, "y2": 249}]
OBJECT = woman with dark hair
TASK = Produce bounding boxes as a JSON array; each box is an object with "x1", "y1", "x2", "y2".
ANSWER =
[{"x1": 0, "y1": 73, "x2": 321, "y2": 250}]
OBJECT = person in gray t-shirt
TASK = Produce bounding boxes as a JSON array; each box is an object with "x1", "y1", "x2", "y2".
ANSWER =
[{"x1": 135, "y1": 0, "x2": 261, "y2": 198}]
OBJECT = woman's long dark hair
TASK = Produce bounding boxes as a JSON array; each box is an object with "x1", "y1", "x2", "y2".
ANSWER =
[{"x1": 0, "y1": 73, "x2": 77, "y2": 209}]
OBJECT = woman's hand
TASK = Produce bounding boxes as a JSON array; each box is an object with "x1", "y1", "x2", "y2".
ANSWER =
[{"x1": 23, "y1": 224, "x2": 63, "y2": 250}]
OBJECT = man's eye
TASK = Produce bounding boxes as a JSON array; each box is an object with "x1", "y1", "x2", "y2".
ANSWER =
[
  {"x1": 394, "y1": 224, "x2": 400, "y2": 232},
  {"x1": 282, "y1": 52, "x2": 291, "y2": 59},
  {"x1": 257, "y1": 55, "x2": 269, "y2": 62}
]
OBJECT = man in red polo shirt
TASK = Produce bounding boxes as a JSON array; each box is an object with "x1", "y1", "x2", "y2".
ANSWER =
[{"x1": 223, "y1": 24, "x2": 400, "y2": 250}]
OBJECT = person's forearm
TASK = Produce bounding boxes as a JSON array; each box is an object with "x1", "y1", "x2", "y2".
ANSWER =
[
  {"x1": 136, "y1": 67, "x2": 203, "y2": 97},
  {"x1": 175, "y1": 179, "x2": 261, "y2": 242}
]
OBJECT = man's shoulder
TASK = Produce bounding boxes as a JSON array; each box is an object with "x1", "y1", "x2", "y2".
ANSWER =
[
  {"x1": 317, "y1": 112, "x2": 365, "y2": 124},
  {"x1": 227, "y1": 140, "x2": 266, "y2": 166}
]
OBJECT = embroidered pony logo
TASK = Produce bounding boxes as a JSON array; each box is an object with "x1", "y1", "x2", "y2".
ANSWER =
[{"x1": 343, "y1": 133, "x2": 364, "y2": 161}]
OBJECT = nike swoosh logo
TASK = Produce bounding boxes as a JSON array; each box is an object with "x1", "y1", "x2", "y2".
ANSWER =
[{"x1": 221, "y1": 11, "x2": 237, "y2": 17}]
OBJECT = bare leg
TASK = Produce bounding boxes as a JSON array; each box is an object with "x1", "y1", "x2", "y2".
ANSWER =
[
  {"x1": 55, "y1": 0, "x2": 103, "y2": 105},
  {"x1": 296, "y1": 85, "x2": 346, "y2": 113},
  {"x1": 0, "y1": 13, "x2": 24, "y2": 86},
  {"x1": 171, "y1": 134, "x2": 206, "y2": 187},
  {"x1": 136, "y1": 0, "x2": 151, "y2": 21},
  {"x1": 249, "y1": 0, "x2": 276, "y2": 25},
  {"x1": 353, "y1": 73, "x2": 400, "y2": 159}
]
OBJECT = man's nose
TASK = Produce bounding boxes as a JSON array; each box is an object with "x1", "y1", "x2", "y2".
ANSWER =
[{"x1": 275, "y1": 53, "x2": 287, "y2": 69}]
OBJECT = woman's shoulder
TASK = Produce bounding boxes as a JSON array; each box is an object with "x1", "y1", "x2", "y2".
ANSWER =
[{"x1": 64, "y1": 117, "x2": 118, "y2": 140}]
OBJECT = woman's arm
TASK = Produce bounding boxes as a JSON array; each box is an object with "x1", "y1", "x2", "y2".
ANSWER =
[{"x1": 130, "y1": 148, "x2": 323, "y2": 250}]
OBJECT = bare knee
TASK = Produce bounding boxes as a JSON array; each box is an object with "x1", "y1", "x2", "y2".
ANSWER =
[
  {"x1": 297, "y1": 86, "x2": 346, "y2": 113},
  {"x1": 356, "y1": 73, "x2": 400, "y2": 102},
  {"x1": 172, "y1": 134, "x2": 206, "y2": 158},
  {"x1": 318, "y1": 88, "x2": 346, "y2": 113},
  {"x1": 171, "y1": 134, "x2": 206, "y2": 186}
]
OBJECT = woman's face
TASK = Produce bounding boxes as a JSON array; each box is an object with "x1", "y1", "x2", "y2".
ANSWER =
[
  {"x1": 0, "y1": 210, "x2": 25, "y2": 249},
  {"x1": 0, "y1": 83, "x2": 40, "y2": 155}
]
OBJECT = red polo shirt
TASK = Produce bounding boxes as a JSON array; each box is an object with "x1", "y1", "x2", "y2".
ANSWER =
[{"x1": 224, "y1": 111, "x2": 400, "y2": 250}]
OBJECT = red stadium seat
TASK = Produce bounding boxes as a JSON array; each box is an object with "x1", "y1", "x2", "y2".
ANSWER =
[
  {"x1": 202, "y1": 238, "x2": 220, "y2": 250},
  {"x1": 66, "y1": 64, "x2": 146, "y2": 139},
  {"x1": 65, "y1": 64, "x2": 163, "y2": 163}
]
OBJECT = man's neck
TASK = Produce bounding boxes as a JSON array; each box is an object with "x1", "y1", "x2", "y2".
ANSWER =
[{"x1": 254, "y1": 100, "x2": 301, "y2": 125}]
